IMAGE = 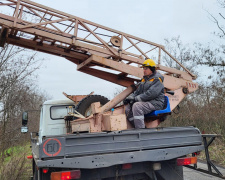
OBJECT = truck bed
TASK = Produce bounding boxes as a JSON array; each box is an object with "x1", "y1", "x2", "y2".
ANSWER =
[{"x1": 35, "y1": 126, "x2": 204, "y2": 169}]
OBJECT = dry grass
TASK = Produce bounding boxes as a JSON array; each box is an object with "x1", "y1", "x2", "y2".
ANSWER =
[
  {"x1": 0, "y1": 143, "x2": 32, "y2": 180},
  {"x1": 198, "y1": 138, "x2": 225, "y2": 166},
  {"x1": 160, "y1": 98, "x2": 225, "y2": 167}
]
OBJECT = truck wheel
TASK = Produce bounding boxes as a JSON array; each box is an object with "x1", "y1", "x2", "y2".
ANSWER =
[{"x1": 75, "y1": 95, "x2": 109, "y2": 117}]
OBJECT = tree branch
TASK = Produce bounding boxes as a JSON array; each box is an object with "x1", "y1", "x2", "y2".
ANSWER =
[{"x1": 209, "y1": 12, "x2": 225, "y2": 36}]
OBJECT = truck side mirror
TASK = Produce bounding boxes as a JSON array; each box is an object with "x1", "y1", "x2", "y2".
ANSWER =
[
  {"x1": 21, "y1": 111, "x2": 28, "y2": 133},
  {"x1": 22, "y1": 111, "x2": 28, "y2": 126}
]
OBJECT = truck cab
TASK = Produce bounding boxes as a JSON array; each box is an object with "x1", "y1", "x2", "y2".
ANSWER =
[
  {"x1": 39, "y1": 99, "x2": 75, "y2": 143},
  {"x1": 22, "y1": 99, "x2": 75, "y2": 143}
]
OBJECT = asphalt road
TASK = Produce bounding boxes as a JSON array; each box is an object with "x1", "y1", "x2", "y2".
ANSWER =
[{"x1": 184, "y1": 161, "x2": 225, "y2": 180}]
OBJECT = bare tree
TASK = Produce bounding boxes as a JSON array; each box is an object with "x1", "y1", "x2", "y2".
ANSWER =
[
  {"x1": 163, "y1": 36, "x2": 199, "y2": 74},
  {"x1": 163, "y1": 36, "x2": 224, "y2": 83},
  {"x1": 209, "y1": 0, "x2": 225, "y2": 38},
  {"x1": 202, "y1": 0, "x2": 225, "y2": 77},
  {"x1": 0, "y1": 44, "x2": 46, "y2": 161}
]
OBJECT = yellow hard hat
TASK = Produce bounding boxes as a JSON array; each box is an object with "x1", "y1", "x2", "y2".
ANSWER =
[{"x1": 142, "y1": 59, "x2": 156, "y2": 67}]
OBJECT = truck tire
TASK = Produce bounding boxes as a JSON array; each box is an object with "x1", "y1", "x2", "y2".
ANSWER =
[{"x1": 75, "y1": 95, "x2": 109, "y2": 117}]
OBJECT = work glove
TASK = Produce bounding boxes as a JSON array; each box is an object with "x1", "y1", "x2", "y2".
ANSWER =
[
  {"x1": 123, "y1": 99, "x2": 129, "y2": 105},
  {"x1": 123, "y1": 96, "x2": 135, "y2": 105}
]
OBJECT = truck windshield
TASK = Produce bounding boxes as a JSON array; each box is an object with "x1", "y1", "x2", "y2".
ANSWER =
[{"x1": 50, "y1": 105, "x2": 75, "y2": 120}]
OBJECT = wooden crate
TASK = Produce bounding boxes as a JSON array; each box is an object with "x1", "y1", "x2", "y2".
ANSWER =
[{"x1": 102, "y1": 114, "x2": 127, "y2": 131}]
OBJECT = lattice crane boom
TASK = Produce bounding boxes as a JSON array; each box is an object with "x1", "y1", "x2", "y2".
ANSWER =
[{"x1": 0, "y1": 0, "x2": 198, "y2": 113}]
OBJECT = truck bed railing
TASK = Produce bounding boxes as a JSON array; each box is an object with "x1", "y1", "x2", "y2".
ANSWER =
[{"x1": 185, "y1": 134, "x2": 225, "y2": 179}]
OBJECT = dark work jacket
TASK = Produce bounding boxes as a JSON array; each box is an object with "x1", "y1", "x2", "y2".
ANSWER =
[{"x1": 131, "y1": 71, "x2": 165, "y2": 110}]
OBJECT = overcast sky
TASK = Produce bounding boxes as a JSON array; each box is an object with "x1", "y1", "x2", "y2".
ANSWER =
[{"x1": 22, "y1": 0, "x2": 222, "y2": 100}]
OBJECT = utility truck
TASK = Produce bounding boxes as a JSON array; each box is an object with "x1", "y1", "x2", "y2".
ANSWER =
[
  {"x1": 0, "y1": 0, "x2": 223, "y2": 179},
  {"x1": 23, "y1": 99, "x2": 203, "y2": 180}
]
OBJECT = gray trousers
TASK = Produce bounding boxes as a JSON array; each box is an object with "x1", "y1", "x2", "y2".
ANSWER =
[{"x1": 125, "y1": 102, "x2": 155, "y2": 129}]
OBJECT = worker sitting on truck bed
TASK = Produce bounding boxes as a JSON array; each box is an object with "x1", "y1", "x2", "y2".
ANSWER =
[{"x1": 124, "y1": 59, "x2": 164, "y2": 129}]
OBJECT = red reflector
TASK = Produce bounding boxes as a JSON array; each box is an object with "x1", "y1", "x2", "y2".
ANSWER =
[
  {"x1": 27, "y1": 155, "x2": 33, "y2": 159},
  {"x1": 43, "y1": 169, "x2": 48, "y2": 174},
  {"x1": 177, "y1": 157, "x2": 197, "y2": 166},
  {"x1": 61, "y1": 170, "x2": 81, "y2": 180},
  {"x1": 122, "y1": 163, "x2": 132, "y2": 170}
]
